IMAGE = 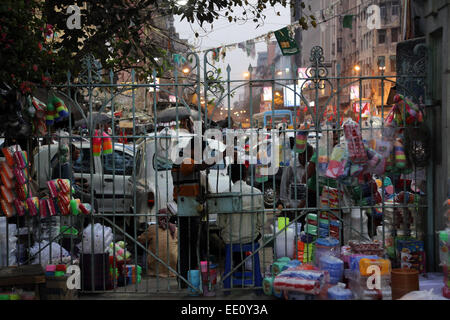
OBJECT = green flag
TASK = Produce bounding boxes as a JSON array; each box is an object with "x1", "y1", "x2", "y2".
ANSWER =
[
  {"x1": 343, "y1": 15, "x2": 354, "y2": 29},
  {"x1": 274, "y1": 27, "x2": 300, "y2": 56}
]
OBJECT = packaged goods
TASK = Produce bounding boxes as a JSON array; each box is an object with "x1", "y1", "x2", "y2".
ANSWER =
[
  {"x1": 328, "y1": 283, "x2": 353, "y2": 300},
  {"x1": 319, "y1": 255, "x2": 344, "y2": 284},
  {"x1": 314, "y1": 237, "x2": 340, "y2": 266},
  {"x1": 343, "y1": 120, "x2": 367, "y2": 164}
]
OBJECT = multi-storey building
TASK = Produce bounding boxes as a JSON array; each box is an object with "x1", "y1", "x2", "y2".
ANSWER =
[{"x1": 292, "y1": 0, "x2": 402, "y2": 117}]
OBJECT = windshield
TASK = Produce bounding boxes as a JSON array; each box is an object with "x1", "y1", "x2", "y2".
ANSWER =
[
  {"x1": 153, "y1": 155, "x2": 173, "y2": 171},
  {"x1": 265, "y1": 115, "x2": 292, "y2": 127},
  {"x1": 210, "y1": 162, "x2": 226, "y2": 170}
]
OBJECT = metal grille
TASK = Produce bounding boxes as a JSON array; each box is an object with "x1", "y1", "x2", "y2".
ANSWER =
[{"x1": 0, "y1": 46, "x2": 431, "y2": 297}]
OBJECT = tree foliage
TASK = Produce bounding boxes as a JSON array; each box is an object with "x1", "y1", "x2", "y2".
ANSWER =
[{"x1": 1, "y1": 0, "x2": 314, "y2": 91}]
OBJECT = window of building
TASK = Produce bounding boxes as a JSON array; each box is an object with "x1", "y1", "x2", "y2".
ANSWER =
[
  {"x1": 380, "y1": 5, "x2": 387, "y2": 19},
  {"x1": 392, "y1": 2, "x2": 400, "y2": 16},
  {"x1": 390, "y1": 55, "x2": 396, "y2": 72},
  {"x1": 337, "y1": 38, "x2": 342, "y2": 53},
  {"x1": 378, "y1": 29, "x2": 386, "y2": 44},
  {"x1": 391, "y1": 28, "x2": 399, "y2": 43},
  {"x1": 378, "y1": 56, "x2": 386, "y2": 68}
]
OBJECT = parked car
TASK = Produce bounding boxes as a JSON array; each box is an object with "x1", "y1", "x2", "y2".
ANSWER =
[
  {"x1": 128, "y1": 133, "x2": 176, "y2": 226},
  {"x1": 32, "y1": 139, "x2": 136, "y2": 214}
]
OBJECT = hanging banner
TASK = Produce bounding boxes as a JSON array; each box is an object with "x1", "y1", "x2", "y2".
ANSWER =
[{"x1": 274, "y1": 27, "x2": 300, "y2": 56}]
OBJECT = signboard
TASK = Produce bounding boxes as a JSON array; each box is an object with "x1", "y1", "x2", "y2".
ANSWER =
[
  {"x1": 353, "y1": 101, "x2": 371, "y2": 117},
  {"x1": 263, "y1": 87, "x2": 272, "y2": 101},
  {"x1": 274, "y1": 27, "x2": 300, "y2": 56},
  {"x1": 350, "y1": 85, "x2": 360, "y2": 100}
]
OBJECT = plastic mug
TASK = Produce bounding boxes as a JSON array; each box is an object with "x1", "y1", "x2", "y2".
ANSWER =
[{"x1": 187, "y1": 270, "x2": 201, "y2": 296}]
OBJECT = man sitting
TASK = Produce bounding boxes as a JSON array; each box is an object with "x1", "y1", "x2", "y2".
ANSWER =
[{"x1": 218, "y1": 163, "x2": 264, "y2": 268}]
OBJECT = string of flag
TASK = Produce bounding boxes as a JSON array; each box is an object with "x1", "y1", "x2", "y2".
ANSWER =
[{"x1": 189, "y1": 0, "x2": 369, "y2": 59}]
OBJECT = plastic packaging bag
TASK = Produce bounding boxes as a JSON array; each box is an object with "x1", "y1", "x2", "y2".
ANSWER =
[
  {"x1": 29, "y1": 240, "x2": 70, "y2": 267},
  {"x1": 399, "y1": 290, "x2": 448, "y2": 300},
  {"x1": 77, "y1": 223, "x2": 113, "y2": 254},
  {"x1": 343, "y1": 119, "x2": 367, "y2": 164},
  {"x1": 326, "y1": 144, "x2": 348, "y2": 179}
]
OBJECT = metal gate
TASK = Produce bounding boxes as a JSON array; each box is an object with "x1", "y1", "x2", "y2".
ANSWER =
[{"x1": 0, "y1": 45, "x2": 431, "y2": 297}]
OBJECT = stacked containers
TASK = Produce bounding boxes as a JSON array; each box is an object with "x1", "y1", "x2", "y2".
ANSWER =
[
  {"x1": 314, "y1": 237, "x2": 340, "y2": 266},
  {"x1": 327, "y1": 283, "x2": 353, "y2": 300},
  {"x1": 319, "y1": 255, "x2": 344, "y2": 284}
]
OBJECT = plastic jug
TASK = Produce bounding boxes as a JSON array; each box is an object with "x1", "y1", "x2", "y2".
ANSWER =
[{"x1": 275, "y1": 226, "x2": 295, "y2": 259}]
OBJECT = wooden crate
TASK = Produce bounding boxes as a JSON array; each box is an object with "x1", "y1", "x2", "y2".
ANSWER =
[{"x1": 42, "y1": 276, "x2": 78, "y2": 300}]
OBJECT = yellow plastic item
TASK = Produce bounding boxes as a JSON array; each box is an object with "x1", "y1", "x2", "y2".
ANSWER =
[{"x1": 359, "y1": 258, "x2": 391, "y2": 276}]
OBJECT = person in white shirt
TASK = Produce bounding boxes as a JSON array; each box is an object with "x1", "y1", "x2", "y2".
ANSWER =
[{"x1": 218, "y1": 163, "x2": 264, "y2": 245}]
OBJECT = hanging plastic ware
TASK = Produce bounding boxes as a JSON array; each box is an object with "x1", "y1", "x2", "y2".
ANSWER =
[
  {"x1": 0, "y1": 185, "x2": 15, "y2": 203},
  {"x1": 25, "y1": 197, "x2": 40, "y2": 217},
  {"x1": 295, "y1": 131, "x2": 307, "y2": 153},
  {"x1": 325, "y1": 144, "x2": 347, "y2": 179},
  {"x1": 13, "y1": 151, "x2": 28, "y2": 169},
  {"x1": 393, "y1": 94, "x2": 423, "y2": 125},
  {"x1": 343, "y1": 119, "x2": 367, "y2": 164},
  {"x1": 92, "y1": 130, "x2": 102, "y2": 157},
  {"x1": 46, "y1": 98, "x2": 56, "y2": 125},
  {"x1": 15, "y1": 184, "x2": 31, "y2": 201},
  {"x1": 102, "y1": 131, "x2": 113, "y2": 155},
  {"x1": 2, "y1": 145, "x2": 21, "y2": 167},
  {"x1": 32, "y1": 97, "x2": 47, "y2": 119},
  {"x1": 1, "y1": 199, "x2": 15, "y2": 217},
  {"x1": 14, "y1": 199, "x2": 26, "y2": 217},
  {"x1": 52, "y1": 95, "x2": 69, "y2": 119},
  {"x1": 394, "y1": 137, "x2": 406, "y2": 169}
]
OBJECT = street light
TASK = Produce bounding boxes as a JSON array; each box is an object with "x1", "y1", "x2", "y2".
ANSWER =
[
  {"x1": 243, "y1": 71, "x2": 250, "y2": 78},
  {"x1": 354, "y1": 65, "x2": 361, "y2": 72},
  {"x1": 182, "y1": 67, "x2": 190, "y2": 74}
]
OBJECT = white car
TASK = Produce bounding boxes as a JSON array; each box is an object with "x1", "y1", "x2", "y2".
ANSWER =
[
  {"x1": 129, "y1": 134, "x2": 174, "y2": 224},
  {"x1": 32, "y1": 139, "x2": 137, "y2": 214}
]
